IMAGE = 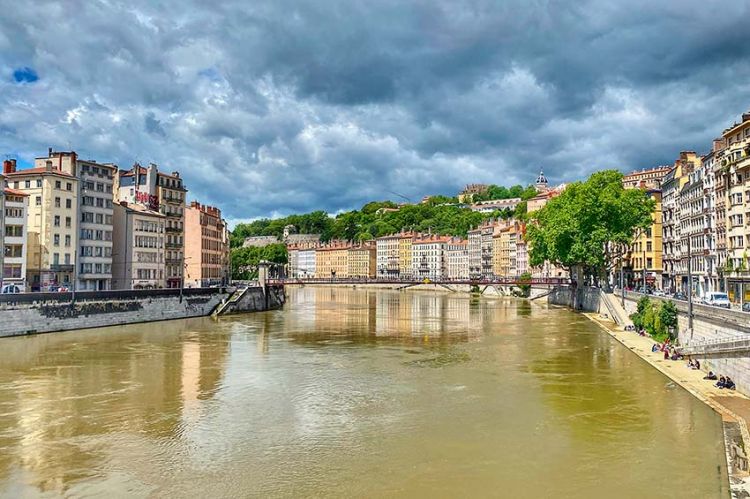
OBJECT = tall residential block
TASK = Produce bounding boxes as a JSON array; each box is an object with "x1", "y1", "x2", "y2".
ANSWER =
[
  {"x1": 184, "y1": 201, "x2": 229, "y2": 287},
  {"x1": 4, "y1": 158, "x2": 79, "y2": 290},
  {"x1": 622, "y1": 167, "x2": 669, "y2": 290},
  {"x1": 112, "y1": 202, "x2": 166, "y2": 289},
  {"x1": 115, "y1": 163, "x2": 187, "y2": 288},
  {"x1": 721, "y1": 112, "x2": 750, "y2": 303},
  {"x1": 1, "y1": 166, "x2": 29, "y2": 291}
]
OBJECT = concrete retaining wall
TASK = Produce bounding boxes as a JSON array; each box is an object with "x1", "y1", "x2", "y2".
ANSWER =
[
  {"x1": 218, "y1": 285, "x2": 285, "y2": 315},
  {"x1": 0, "y1": 288, "x2": 229, "y2": 337}
]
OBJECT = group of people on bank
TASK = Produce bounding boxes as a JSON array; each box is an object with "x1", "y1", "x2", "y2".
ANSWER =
[{"x1": 702, "y1": 371, "x2": 736, "y2": 390}]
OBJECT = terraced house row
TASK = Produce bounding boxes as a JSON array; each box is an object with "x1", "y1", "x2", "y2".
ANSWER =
[
  {"x1": 622, "y1": 109, "x2": 750, "y2": 306},
  {"x1": 0, "y1": 149, "x2": 230, "y2": 291}
]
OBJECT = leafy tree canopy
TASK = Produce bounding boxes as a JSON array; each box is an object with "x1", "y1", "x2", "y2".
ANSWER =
[{"x1": 525, "y1": 170, "x2": 654, "y2": 281}]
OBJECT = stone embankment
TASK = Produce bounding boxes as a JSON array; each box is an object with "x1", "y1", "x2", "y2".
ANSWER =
[{"x1": 0, "y1": 285, "x2": 285, "y2": 337}]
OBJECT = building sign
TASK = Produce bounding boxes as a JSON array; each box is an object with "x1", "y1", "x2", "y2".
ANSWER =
[{"x1": 135, "y1": 191, "x2": 159, "y2": 211}]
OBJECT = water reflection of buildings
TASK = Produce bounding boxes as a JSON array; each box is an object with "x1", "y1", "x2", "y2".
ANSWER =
[
  {"x1": 286, "y1": 288, "x2": 516, "y2": 344},
  {"x1": 0, "y1": 318, "x2": 229, "y2": 495}
]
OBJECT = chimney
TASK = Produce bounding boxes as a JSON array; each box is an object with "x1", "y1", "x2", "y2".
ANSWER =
[
  {"x1": 743, "y1": 112, "x2": 750, "y2": 123},
  {"x1": 713, "y1": 138, "x2": 726, "y2": 153},
  {"x1": 2, "y1": 159, "x2": 15, "y2": 174},
  {"x1": 48, "y1": 147, "x2": 52, "y2": 157},
  {"x1": 45, "y1": 160, "x2": 53, "y2": 172},
  {"x1": 172, "y1": 171, "x2": 179, "y2": 178}
]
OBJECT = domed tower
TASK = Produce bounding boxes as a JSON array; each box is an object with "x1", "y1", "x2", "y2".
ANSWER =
[{"x1": 535, "y1": 169, "x2": 549, "y2": 192}]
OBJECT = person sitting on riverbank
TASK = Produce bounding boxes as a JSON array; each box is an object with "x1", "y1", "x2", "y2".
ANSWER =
[
  {"x1": 694, "y1": 360, "x2": 700, "y2": 370},
  {"x1": 687, "y1": 359, "x2": 695, "y2": 369},
  {"x1": 724, "y1": 377, "x2": 736, "y2": 390},
  {"x1": 704, "y1": 371, "x2": 717, "y2": 380},
  {"x1": 670, "y1": 351, "x2": 682, "y2": 361},
  {"x1": 716, "y1": 376, "x2": 726, "y2": 388},
  {"x1": 664, "y1": 349, "x2": 670, "y2": 360},
  {"x1": 652, "y1": 344, "x2": 659, "y2": 353}
]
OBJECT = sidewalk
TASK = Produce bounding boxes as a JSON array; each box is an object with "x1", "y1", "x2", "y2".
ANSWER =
[{"x1": 584, "y1": 312, "x2": 750, "y2": 495}]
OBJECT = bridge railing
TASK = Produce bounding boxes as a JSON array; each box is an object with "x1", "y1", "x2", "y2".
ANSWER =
[{"x1": 270, "y1": 277, "x2": 570, "y2": 286}]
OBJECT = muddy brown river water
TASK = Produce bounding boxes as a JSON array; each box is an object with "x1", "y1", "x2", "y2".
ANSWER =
[{"x1": 0, "y1": 287, "x2": 728, "y2": 497}]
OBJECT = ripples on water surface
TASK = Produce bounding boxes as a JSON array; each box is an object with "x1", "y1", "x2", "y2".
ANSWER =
[{"x1": 0, "y1": 288, "x2": 728, "y2": 497}]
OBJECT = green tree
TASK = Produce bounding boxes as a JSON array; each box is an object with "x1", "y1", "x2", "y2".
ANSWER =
[{"x1": 525, "y1": 170, "x2": 654, "y2": 286}]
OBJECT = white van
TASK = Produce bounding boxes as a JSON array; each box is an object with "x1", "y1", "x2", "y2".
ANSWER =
[{"x1": 703, "y1": 292, "x2": 731, "y2": 309}]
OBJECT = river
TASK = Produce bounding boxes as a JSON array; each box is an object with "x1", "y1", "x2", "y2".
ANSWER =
[{"x1": 0, "y1": 287, "x2": 728, "y2": 498}]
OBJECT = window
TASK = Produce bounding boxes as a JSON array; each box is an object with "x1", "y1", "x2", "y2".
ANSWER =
[
  {"x1": 36, "y1": 179, "x2": 42, "y2": 188},
  {"x1": 25, "y1": 180, "x2": 30, "y2": 188},
  {"x1": 4, "y1": 245, "x2": 23, "y2": 258},
  {"x1": 64, "y1": 235, "x2": 71, "y2": 247},
  {"x1": 66, "y1": 199, "x2": 72, "y2": 209},
  {"x1": 95, "y1": 213, "x2": 103, "y2": 224},
  {"x1": 5, "y1": 225, "x2": 23, "y2": 237},
  {"x1": 66, "y1": 182, "x2": 72, "y2": 191},
  {"x1": 55, "y1": 180, "x2": 61, "y2": 189},
  {"x1": 64, "y1": 253, "x2": 71, "y2": 264},
  {"x1": 35, "y1": 196, "x2": 41, "y2": 206},
  {"x1": 53, "y1": 253, "x2": 59, "y2": 265},
  {"x1": 65, "y1": 217, "x2": 71, "y2": 228},
  {"x1": 646, "y1": 241, "x2": 652, "y2": 252},
  {"x1": 53, "y1": 234, "x2": 60, "y2": 246},
  {"x1": 54, "y1": 216, "x2": 60, "y2": 227},
  {"x1": 55, "y1": 197, "x2": 61, "y2": 207}
]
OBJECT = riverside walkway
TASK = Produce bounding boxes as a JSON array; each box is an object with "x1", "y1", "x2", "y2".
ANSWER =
[{"x1": 586, "y1": 312, "x2": 750, "y2": 495}]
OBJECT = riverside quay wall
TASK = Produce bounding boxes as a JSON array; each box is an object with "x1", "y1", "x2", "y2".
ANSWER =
[
  {"x1": 620, "y1": 292, "x2": 750, "y2": 393},
  {"x1": 0, "y1": 286, "x2": 284, "y2": 338}
]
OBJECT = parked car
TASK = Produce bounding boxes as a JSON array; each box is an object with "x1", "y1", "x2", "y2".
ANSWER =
[
  {"x1": 652, "y1": 289, "x2": 666, "y2": 297},
  {"x1": 702, "y1": 292, "x2": 731, "y2": 309},
  {"x1": 673, "y1": 292, "x2": 687, "y2": 301},
  {"x1": 1, "y1": 284, "x2": 22, "y2": 294},
  {"x1": 742, "y1": 302, "x2": 750, "y2": 313}
]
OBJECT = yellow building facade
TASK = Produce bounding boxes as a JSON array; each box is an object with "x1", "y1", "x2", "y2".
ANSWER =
[
  {"x1": 6, "y1": 164, "x2": 79, "y2": 290},
  {"x1": 348, "y1": 244, "x2": 376, "y2": 278},
  {"x1": 315, "y1": 244, "x2": 350, "y2": 278}
]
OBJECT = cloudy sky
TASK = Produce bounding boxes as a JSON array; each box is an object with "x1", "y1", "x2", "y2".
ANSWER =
[{"x1": 2, "y1": 1, "x2": 750, "y2": 224}]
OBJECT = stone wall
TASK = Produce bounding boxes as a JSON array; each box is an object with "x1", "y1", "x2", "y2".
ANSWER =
[
  {"x1": 547, "y1": 286, "x2": 602, "y2": 312},
  {"x1": 0, "y1": 288, "x2": 231, "y2": 337}
]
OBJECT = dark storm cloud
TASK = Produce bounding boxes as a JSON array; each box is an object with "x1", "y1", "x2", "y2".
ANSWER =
[{"x1": 1, "y1": 0, "x2": 750, "y2": 224}]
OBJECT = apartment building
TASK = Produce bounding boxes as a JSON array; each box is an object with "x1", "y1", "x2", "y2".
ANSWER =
[
  {"x1": 184, "y1": 201, "x2": 229, "y2": 288},
  {"x1": 710, "y1": 137, "x2": 729, "y2": 291},
  {"x1": 315, "y1": 242, "x2": 350, "y2": 278},
  {"x1": 298, "y1": 247, "x2": 316, "y2": 277},
  {"x1": 491, "y1": 226, "x2": 506, "y2": 277},
  {"x1": 412, "y1": 235, "x2": 451, "y2": 280},
  {"x1": 622, "y1": 167, "x2": 668, "y2": 290},
  {"x1": 376, "y1": 233, "x2": 400, "y2": 278},
  {"x1": 348, "y1": 243, "x2": 376, "y2": 278},
  {"x1": 115, "y1": 163, "x2": 188, "y2": 288},
  {"x1": 397, "y1": 232, "x2": 415, "y2": 279},
  {"x1": 32, "y1": 151, "x2": 117, "y2": 291},
  {"x1": 112, "y1": 202, "x2": 166, "y2": 289},
  {"x1": 4, "y1": 159, "x2": 79, "y2": 290},
  {"x1": 516, "y1": 236, "x2": 528, "y2": 276},
  {"x1": 445, "y1": 239, "x2": 468, "y2": 279},
  {"x1": 468, "y1": 222, "x2": 496, "y2": 279},
  {"x1": 661, "y1": 152, "x2": 700, "y2": 293},
  {"x1": 721, "y1": 112, "x2": 750, "y2": 303},
  {"x1": 157, "y1": 171, "x2": 187, "y2": 288},
  {"x1": 1, "y1": 168, "x2": 29, "y2": 290}
]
